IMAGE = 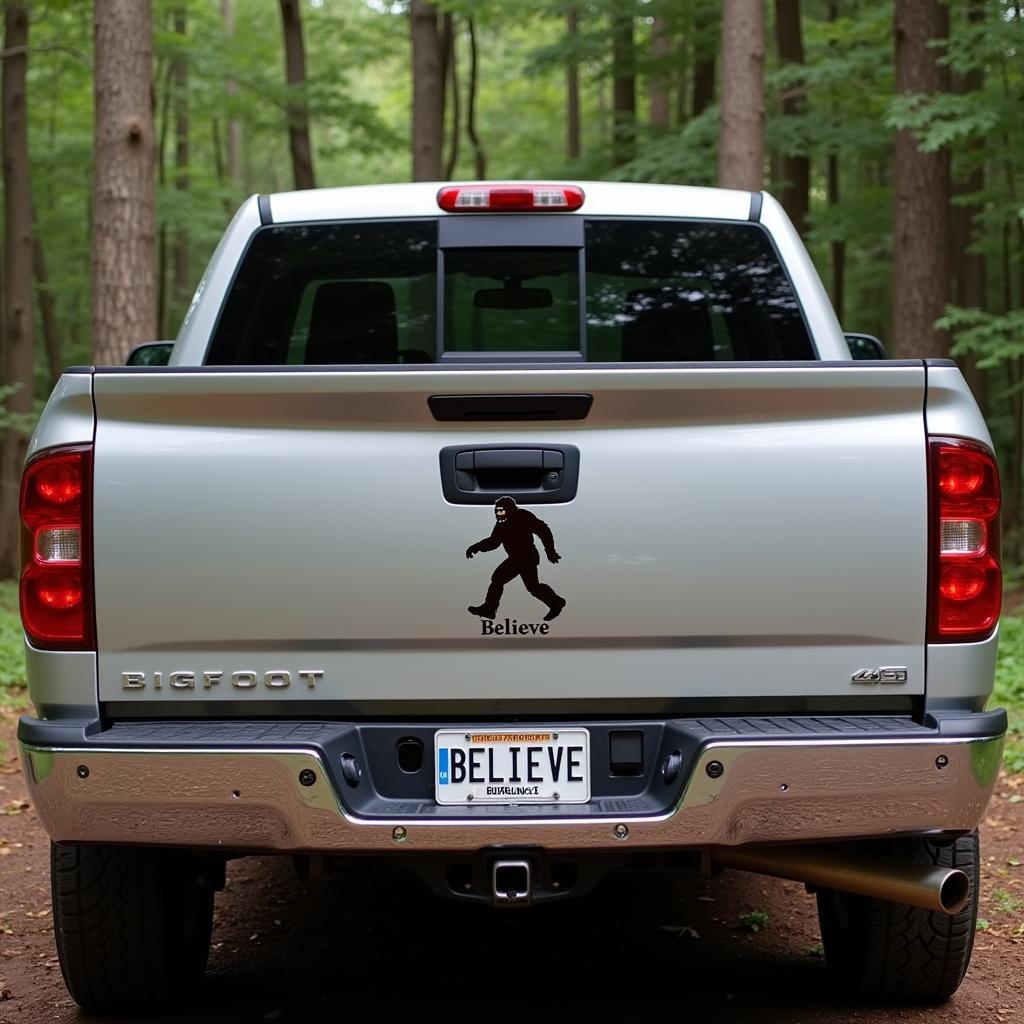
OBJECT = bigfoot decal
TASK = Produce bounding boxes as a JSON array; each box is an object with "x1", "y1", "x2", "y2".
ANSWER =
[{"x1": 466, "y1": 497, "x2": 566, "y2": 622}]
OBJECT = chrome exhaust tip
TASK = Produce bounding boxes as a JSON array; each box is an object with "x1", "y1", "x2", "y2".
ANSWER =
[{"x1": 710, "y1": 844, "x2": 971, "y2": 915}]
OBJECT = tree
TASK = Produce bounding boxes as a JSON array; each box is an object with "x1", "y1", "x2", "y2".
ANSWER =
[
  {"x1": 466, "y1": 18, "x2": 486, "y2": 178},
  {"x1": 411, "y1": 0, "x2": 443, "y2": 180},
  {"x1": 718, "y1": 0, "x2": 764, "y2": 190},
  {"x1": 279, "y1": 0, "x2": 315, "y2": 189},
  {"x1": 649, "y1": 15, "x2": 671, "y2": 132},
  {"x1": 566, "y1": 7, "x2": 580, "y2": 159},
  {"x1": 0, "y1": 2, "x2": 34, "y2": 577},
  {"x1": 611, "y1": 7, "x2": 635, "y2": 166},
  {"x1": 173, "y1": 8, "x2": 190, "y2": 305},
  {"x1": 775, "y1": 0, "x2": 809, "y2": 235},
  {"x1": 92, "y1": 0, "x2": 156, "y2": 366},
  {"x1": 692, "y1": 11, "x2": 715, "y2": 118},
  {"x1": 891, "y1": 0, "x2": 950, "y2": 358},
  {"x1": 222, "y1": 0, "x2": 242, "y2": 193}
]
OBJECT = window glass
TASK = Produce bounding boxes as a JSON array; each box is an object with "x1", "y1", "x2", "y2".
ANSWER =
[
  {"x1": 443, "y1": 248, "x2": 580, "y2": 353},
  {"x1": 584, "y1": 220, "x2": 814, "y2": 361},
  {"x1": 206, "y1": 221, "x2": 437, "y2": 365}
]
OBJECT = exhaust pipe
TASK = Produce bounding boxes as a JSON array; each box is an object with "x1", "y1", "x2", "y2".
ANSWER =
[{"x1": 710, "y1": 844, "x2": 971, "y2": 915}]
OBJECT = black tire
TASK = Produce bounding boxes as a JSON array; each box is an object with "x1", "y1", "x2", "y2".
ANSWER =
[
  {"x1": 51, "y1": 842, "x2": 216, "y2": 1012},
  {"x1": 816, "y1": 832, "x2": 980, "y2": 1002}
]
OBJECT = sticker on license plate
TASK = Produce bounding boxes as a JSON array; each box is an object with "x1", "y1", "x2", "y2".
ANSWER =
[{"x1": 434, "y1": 728, "x2": 590, "y2": 805}]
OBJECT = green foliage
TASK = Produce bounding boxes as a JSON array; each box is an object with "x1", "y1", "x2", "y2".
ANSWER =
[
  {"x1": 0, "y1": 582, "x2": 26, "y2": 697},
  {"x1": 940, "y1": 307, "x2": 1024, "y2": 370},
  {"x1": 738, "y1": 910, "x2": 770, "y2": 933},
  {"x1": 995, "y1": 614, "x2": 1024, "y2": 774}
]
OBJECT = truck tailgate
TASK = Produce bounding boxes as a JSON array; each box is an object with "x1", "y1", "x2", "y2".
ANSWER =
[{"x1": 92, "y1": 364, "x2": 927, "y2": 709}]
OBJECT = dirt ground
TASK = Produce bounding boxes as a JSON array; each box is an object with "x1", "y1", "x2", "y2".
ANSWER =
[{"x1": 1, "y1": 707, "x2": 1021, "y2": 1024}]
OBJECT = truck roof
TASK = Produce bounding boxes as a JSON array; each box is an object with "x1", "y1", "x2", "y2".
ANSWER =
[{"x1": 265, "y1": 181, "x2": 756, "y2": 224}]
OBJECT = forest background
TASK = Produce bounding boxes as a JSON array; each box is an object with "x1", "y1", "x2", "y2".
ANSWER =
[{"x1": 0, "y1": 0, "x2": 1021, "y2": 575}]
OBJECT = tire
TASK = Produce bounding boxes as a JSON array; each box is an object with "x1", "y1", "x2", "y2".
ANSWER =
[
  {"x1": 51, "y1": 842, "x2": 216, "y2": 1012},
  {"x1": 816, "y1": 832, "x2": 980, "y2": 1003}
]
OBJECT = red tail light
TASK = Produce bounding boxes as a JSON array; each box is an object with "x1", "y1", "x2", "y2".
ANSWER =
[
  {"x1": 929, "y1": 438, "x2": 1000, "y2": 642},
  {"x1": 20, "y1": 445, "x2": 94, "y2": 649},
  {"x1": 437, "y1": 184, "x2": 585, "y2": 213}
]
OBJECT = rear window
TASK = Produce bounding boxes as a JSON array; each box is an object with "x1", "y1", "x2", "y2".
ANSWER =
[{"x1": 206, "y1": 218, "x2": 814, "y2": 364}]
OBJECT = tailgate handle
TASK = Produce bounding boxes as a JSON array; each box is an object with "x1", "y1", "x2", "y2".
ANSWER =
[
  {"x1": 428, "y1": 394, "x2": 592, "y2": 422},
  {"x1": 439, "y1": 445, "x2": 580, "y2": 505}
]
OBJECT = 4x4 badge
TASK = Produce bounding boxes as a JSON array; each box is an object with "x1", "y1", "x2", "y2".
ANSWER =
[{"x1": 851, "y1": 667, "x2": 908, "y2": 684}]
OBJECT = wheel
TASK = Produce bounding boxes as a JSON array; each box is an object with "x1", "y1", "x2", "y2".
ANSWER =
[
  {"x1": 51, "y1": 842, "x2": 216, "y2": 1011},
  {"x1": 816, "y1": 832, "x2": 980, "y2": 1002}
]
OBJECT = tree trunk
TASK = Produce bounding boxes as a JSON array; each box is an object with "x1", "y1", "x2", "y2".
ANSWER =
[
  {"x1": 649, "y1": 15, "x2": 671, "y2": 131},
  {"x1": 827, "y1": 152, "x2": 845, "y2": 323},
  {"x1": 221, "y1": 0, "x2": 242, "y2": 193},
  {"x1": 442, "y1": 15, "x2": 459, "y2": 180},
  {"x1": 951, "y1": 0, "x2": 987, "y2": 412},
  {"x1": 567, "y1": 8, "x2": 580, "y2": 160},
  {"x1": 891, "y1": 0, "x2": 950, "y2": 358},
  {"x1": 173, "y1": 8, "x2": 190, "y2": 309},
  {"x1": 411, "y1": 0, "x2": 443, "y2": 181},
  {"x1": 92, "y1": 0, "x2": 156, "y2": 366},
  {"x1": 278, "y1": 0, "x2": 315, "y2": 190},
  {"x1": 611, "y1": 9, "x2": 635, "y2": 166},
  {"x1": 0, "y1": 2, "x2": 33, "y2": 577},
  {"x1": 718, "y1": 0, "x2": 764, "y2": 190},
  {"x1": 466, "y1": 18, "x2": 486, "y2": 178},
  {"x1": 32, "y1": 210, "x2": 61, "y2": 387},
  {"x1": 156, "y1": 58, "x2": 171, "y2": 338},
  {"x1": 774, "y1": 0, "x2": 809, "y2": 235},
  {"x1": 692, "y1": 4, "x2": 715, "y2": 118},
  {"x1": 826, "y1": 1, "x2": 844, "y2": 323}
]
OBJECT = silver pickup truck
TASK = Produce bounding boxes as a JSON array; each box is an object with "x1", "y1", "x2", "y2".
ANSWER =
[{"x1": 17, "y1": 182, "x2": 1005, "y2": 1010}]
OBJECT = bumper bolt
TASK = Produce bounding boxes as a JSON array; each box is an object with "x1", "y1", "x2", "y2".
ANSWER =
[
  {"x1": 76, "y1": 765, "x2": 89, "y2": 779},
  {"x1": 392, "y1": 826, "x2": 408, "y2": 843},
  {"x1": 298, "y1": 769, "x2": 317, "y2": 787},
  {"x1": 935, "y1": 754, "x2": 949, "y2": 770},
  {"x1": 614, "y1": 823, "x2": 629, "y2": 840},
  {"x1": 706, "y1": 760, "x2": 724, "y2": 779}
]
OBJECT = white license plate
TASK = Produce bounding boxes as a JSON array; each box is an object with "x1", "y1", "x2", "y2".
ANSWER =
[{"x1": 434, "y1": 728, "x2": 590, "y2": 806}]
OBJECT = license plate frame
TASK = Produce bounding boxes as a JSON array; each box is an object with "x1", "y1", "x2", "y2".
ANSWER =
[{"x1": 433, "y1": 728, "x2": 591, "y2": 806}]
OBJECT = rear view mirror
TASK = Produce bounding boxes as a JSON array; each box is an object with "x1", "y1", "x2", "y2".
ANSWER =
[
  {"x1": 474, "y1": 288, "x2": 553, "y2": 310},
  {"x1": 126, "y1": 342, "x2": 173, "y2": 366},
  {"x1": 845, "y1": 333, "x2": 888, "y2": 360}
]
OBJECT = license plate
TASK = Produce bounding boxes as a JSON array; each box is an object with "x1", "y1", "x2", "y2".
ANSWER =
[{"x1": 434, "y1": 728, "x2": 590, "y2": 806}]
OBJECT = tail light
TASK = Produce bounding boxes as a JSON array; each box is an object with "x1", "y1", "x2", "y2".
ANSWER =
[
  {"x1": 437, "y1": 184, "x2": 585, "y2": 212},
  {"x1": 19, "y1": 445, "x2": 94, "y2": 649},
  {"x1": 928, "y1": 437, "x2": 1000, "y2": 643}
]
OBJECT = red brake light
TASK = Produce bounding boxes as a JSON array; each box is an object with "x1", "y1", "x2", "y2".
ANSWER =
[
  {"x1": 437, "y1": 184, "x2": 585, "y2": 213},
  {"x1": 20, "y1": 445, "x2": 94, "y2": 649},
  {"x1": 929, "y1": 438, "x2": 1000, "y2": 642}
]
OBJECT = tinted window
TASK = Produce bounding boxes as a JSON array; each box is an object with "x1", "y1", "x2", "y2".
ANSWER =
[
  {"x1": 444, "y1": 248, "x2": 579, "y2": 353},
  {"x1": 206, "y1": 218, "x2": 813, "y2": 364},
  {"x1": 207, "y1": 221, "x2": 437, "y2": 365},
  {"x1": 584, "y1": 220, "x2": 813, "y2": 361}
]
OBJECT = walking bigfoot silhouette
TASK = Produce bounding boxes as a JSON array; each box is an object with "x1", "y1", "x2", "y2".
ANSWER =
[{"x1": 466, "y1": 496, "x2": 566, "y2": 621}]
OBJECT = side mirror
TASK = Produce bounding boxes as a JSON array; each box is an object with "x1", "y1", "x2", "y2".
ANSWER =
[
  {"x1": 844, "y1": 333, "x2": 888, "y2": 360},
  {"x1": 126, "y1": 341, "x2": 174, "y2": 366}
]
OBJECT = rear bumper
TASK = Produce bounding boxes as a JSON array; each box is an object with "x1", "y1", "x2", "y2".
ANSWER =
[{"x1": 18, "y1": 711, "x2": 1005, "y2": 853}]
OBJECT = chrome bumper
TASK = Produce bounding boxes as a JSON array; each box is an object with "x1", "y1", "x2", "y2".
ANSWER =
[{"x1": 20, "y1": 731, "x2": 1004, "y2": 853}]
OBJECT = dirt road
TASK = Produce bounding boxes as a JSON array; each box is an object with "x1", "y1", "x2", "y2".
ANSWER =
[{"x1": 1, "y1": 709, "x2": 1021, "y2": 1024}]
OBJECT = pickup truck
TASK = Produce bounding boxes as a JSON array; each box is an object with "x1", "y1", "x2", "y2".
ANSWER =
[{"x1": 17, "y1": 182, "x2": 1005, "y2": 1010}]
